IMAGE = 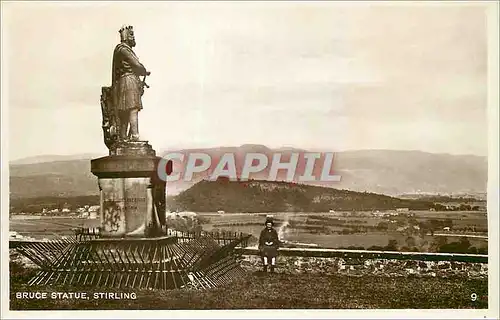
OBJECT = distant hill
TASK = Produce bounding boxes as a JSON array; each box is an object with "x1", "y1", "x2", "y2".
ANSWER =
[
  {"x1": 332, "y1": 149, "x2": 487, "y2": 196},
  {"x1": 171, "y1": 178, "x2": 435, "y2": 212},
  {"x1": 9, "y1": 159, "x2": 98, "y2": 199},
  {"x1": 10, "y1": 153, "x2": 103, "y2": 165},
  {"x1": 160, "y1": 145, "x2": 487, "y2": 196},
  {"x1": 9, "y1": 146, "x2": 487, "y2": 199}
]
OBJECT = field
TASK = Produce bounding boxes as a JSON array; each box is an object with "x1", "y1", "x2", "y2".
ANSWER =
[
  {"x1": 10, "y1": 210, "x2": 488, "y2": 252},
  {"x1": 197, "y1": 211, "x2": 488, "y2": 251},
  {"x1": 10, "y1": 268, "x2": 488, "y2": 309},
  {"x1": 10, "y1": 216, "x2": 99, "y2": 239}
]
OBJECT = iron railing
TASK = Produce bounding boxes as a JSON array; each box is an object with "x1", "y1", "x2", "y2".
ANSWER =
[{"x1": 10, "y1": 229, "x2": 252, "y2": 290}]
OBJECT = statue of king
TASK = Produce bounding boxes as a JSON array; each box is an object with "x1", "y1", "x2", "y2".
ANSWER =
[{"x1": 111, "y1": 25, "x2": 151, "y2": 141}]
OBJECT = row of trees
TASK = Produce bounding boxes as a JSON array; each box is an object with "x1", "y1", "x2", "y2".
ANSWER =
[
  {"x1": 342, "y1": 237, "x2": 487, "y2": 254},
  {"x1": 433, "y1": 203, "x2": 482, "y2": 211},
  {"x1": 433, "y1": 237, "x2": 487, "y2": 254},
  {"x1": 164, "y1": 215, "x2": 211, "y2": 233}
]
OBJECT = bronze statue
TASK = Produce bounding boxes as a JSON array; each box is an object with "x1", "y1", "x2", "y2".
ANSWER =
[
  {"x1": 101, "y1": 26, "x2": 151, "y2": 154},
  {"x1": 100, "y1": 25, "x2": 153, "y2": 153},
  {"x1": 112, "y1": 25, "x2": 151, "y2": 141}
]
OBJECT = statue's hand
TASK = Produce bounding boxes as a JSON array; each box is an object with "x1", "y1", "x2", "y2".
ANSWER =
[{"x1": 146, "y1": 71, "x2": 151, "y2": 76}]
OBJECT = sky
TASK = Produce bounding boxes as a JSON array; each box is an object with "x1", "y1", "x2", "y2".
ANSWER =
[{"x1": 2, "y1": 1, "x2": 492, "y2": 160}]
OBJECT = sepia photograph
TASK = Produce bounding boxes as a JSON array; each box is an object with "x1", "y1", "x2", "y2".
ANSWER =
[{"x1": 1, "y1": 1, "x2": 498, "y2": 319}]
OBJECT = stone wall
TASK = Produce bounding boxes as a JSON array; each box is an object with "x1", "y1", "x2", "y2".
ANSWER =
[{"x1": 240, "y1": 254, "x2": 488, "y2": 278}]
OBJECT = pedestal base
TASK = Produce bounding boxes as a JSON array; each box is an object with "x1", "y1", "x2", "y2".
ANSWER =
[
  {"x1": 111, "y1": 140, "x2": 156, "y2": 157},
  {"x1": 91, "y1": 154, "x2": 165, "y2": 238}
]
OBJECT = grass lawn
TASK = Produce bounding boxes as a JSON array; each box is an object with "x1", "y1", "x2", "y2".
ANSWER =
[{"x1": 10, "y1": 270, "x2": 488, "y2": 310}]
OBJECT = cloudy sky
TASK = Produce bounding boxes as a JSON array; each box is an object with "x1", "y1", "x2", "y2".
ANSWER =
[{"x1": 2, "y1": 1, "x2": 492, "y2": 160}]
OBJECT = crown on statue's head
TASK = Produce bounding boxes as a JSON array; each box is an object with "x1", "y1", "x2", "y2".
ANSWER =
[
  {"x1": 119, "y1": 25, "x2": 134, "y2": 33},
  {"x1": 119, "y1": 25, "x2": 135, "y2": 42}
]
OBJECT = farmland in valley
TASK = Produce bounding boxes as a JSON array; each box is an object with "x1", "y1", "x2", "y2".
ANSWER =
[
  {"x1": 10, "y1": 209, "x2": 488, "y2": 253},
  {"x1": 196, "y1": 210, "x2": 488, "y2": 252}
]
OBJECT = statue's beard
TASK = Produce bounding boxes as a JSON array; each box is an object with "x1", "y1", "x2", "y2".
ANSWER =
[{"x1": 127, "y1": 38, "x2": 136, "y2": 47}]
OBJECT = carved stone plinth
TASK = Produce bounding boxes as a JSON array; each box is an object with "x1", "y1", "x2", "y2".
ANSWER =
[
  {"x1": 91, "y1": 152, "x2": 165, "y2": 238},
  {"x1": 112, "y1": 140, "x2": 156, "y2": 157}
]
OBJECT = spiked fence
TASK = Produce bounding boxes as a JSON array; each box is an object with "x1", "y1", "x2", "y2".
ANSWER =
[{"x1": 10, "y1": 229, "x2": 251, "y2": 290}]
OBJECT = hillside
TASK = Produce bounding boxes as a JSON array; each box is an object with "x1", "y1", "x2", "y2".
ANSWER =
[
  {"x1": 171, "y1": 178, "x2": 435, "y2": 212},
  {"x1": 10, "y1": 153, "x2": 102, "y2": 165},
  {"x1": 161, "y1": 146, "x2": 487, "y2": 196},
  {"x1": 9, "y1": 160, "x2": 98, "y2": 199},
  {"x1": 8, "y1": 147, "x2": 487, "y2": 199}
]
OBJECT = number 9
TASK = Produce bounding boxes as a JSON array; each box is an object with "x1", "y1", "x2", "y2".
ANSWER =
[{"x1": 471, "y1": 293, "x2": 477, "y2": 301}]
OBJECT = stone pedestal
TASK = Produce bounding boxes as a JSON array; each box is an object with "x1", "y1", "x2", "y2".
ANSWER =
[{"x1": 91, "y1": 141, "x2": 166, "y2": 237}]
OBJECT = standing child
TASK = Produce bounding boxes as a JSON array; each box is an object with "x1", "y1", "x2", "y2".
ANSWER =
[{"x1": 258, "y1": 217, "x2": 280, "y2": 272}]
